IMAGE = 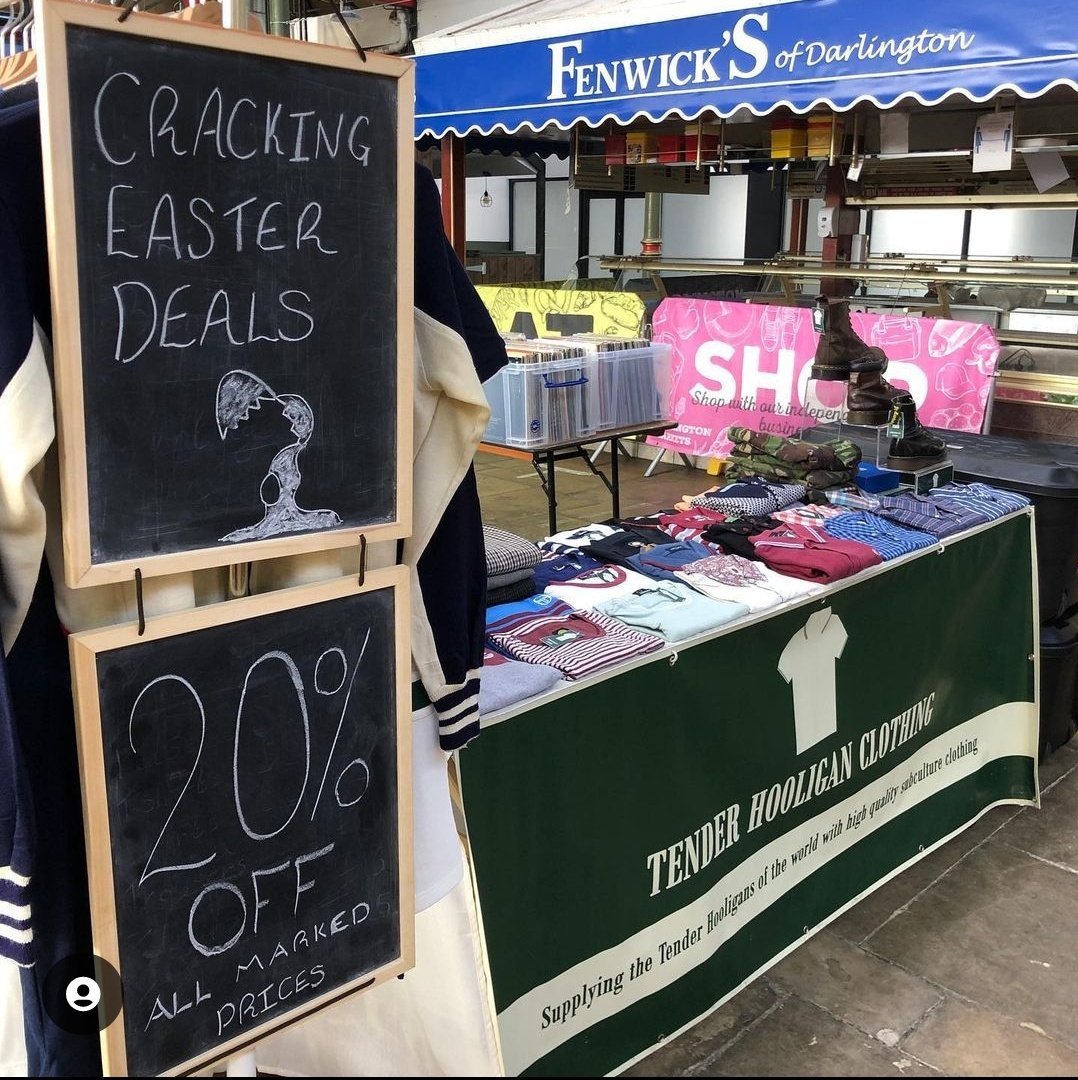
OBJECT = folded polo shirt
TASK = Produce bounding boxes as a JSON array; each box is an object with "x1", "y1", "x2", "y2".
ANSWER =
[
  {"x1": 596, "y1": 581, "x2": 749, "y2": 642},
  {"x1": 539, "y1": 523, "x2": 619, "y2": 555},
  {"x1": 658, "y1": 508, "x2": 727, "y2": 546},
  {"x1": 486, "y1": 598, "x2": 664, "y2": 680},
  {"x1": 626, "y1": 540, "x2": 715, "y2": 583},
  {"x1": 584, "y1": 529, "x2": 665, "y2": 568},
  {"x1": 533, "y1": 552, "x2": 605, "y2": 590},
  {"x1": 676, "y1": 553, "x2": 822, "y2": 613},
  {"x1": 752, "y1": 521, "x2": 882, "y2": 581},
  {"x1": 543, "y1": 564, "x2": 658, "y2": 609},
  {"x1": 479, "y1": 648, "x2": 564, "y2": 714}
]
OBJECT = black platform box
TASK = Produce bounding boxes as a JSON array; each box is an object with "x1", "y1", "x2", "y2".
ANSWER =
[{"x1": 809, "y1": 426, "x2": 1078, "y2": 621}]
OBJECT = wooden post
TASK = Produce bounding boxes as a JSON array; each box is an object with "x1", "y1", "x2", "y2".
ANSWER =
[
  {"x1": 788, "y1": 197, "x2": 809, "y2": 256},
  {"x1": 820, "y1": 164, "x2": 853, "y2": 297},
  {"x1": 440, "y1": 133, "x2": 467, "y2": 263}
]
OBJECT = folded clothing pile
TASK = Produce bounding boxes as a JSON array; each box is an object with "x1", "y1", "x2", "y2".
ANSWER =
[
  {"x1": 676, "y1": 552, "x2": 822, "y2": 612},
  {"x1": 724, "y1": 427, "x2": 862, "y2": 490},
  {"x1": 486, "y1": 595, "x2": 664, "y2": 680},
  {"x1": 751, "y1": 521, "x2": 882, "y2": 581},
  {"x1": 688, "y1": 476, "x2": 807, "y2": 516},
  {"x1": 484, "y1": 525, "x2": 542, "y2": 604},
  {"x1": 479, "y1": 647, "x2": 563, "y2": 715},
  {"x1": 595, "y1": 581, "x2": 748, "y2": 642}
]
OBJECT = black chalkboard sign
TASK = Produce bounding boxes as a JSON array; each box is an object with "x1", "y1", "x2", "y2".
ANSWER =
[
  {"x1": 39, "y1": 1, "x2": 414, "y2": 586},
  {"x1": 70, "y1": 571, "x2": 412, "y2": 1076}
]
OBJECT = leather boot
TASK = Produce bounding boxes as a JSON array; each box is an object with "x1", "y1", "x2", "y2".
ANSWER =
[
  {"x1": 811, "y1": 296, "x2": 888, "y2": 381},
  {"x1": 885, "y1": 394, "x2": 947, "y2": 471},
  {"x1": 845, "y1": 366, "x2": 906, "y2": 426}
]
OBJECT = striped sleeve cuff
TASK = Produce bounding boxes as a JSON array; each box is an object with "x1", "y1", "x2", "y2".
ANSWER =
[
  {"x1": 0, "y1": 870, "x2": 33, "y2": 968},
  {"x1": 430, "y1": 670, "x2": 482, "y2": 752}
]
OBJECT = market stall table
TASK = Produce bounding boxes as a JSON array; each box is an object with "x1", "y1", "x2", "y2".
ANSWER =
[
  {"x1": 456, "y1": 509, "x2": 1039, "y2": 1076},
  {"x1": 480, "y1": 420, "x2": 677, "y2": 534}
]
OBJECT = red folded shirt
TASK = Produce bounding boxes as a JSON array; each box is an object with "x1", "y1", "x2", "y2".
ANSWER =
[{"x1": 749, "y1": 522, "x2": 881, "y2": 583}]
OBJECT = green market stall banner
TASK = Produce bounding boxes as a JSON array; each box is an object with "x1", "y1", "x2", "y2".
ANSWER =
[{"x1": 458, "y1": 513, "x2": 1038, "y2": 1076}]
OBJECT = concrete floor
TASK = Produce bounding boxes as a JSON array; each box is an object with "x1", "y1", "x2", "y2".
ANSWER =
[{"x1": 475, "y1": 443, "x2": 1078, "y2": 1078}]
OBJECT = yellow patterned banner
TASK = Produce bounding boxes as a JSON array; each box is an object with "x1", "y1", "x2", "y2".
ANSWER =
[{"x1": 478, "y1": 285, "x2": 645, "y2": 339}]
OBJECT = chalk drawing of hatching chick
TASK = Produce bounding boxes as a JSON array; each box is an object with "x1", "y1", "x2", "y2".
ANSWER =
[{"x1": 216, "y1": 369, "x2": 342, "y2": 543}]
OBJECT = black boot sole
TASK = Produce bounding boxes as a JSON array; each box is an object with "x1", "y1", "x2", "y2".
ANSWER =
[
  {"x1": 845, "y1": 407, "x2": 889, "y2": 426},
  {"x1": 885, "y1": 452, "x2": 948, "y2": 471},
  {"x1": 809, "y1": 363, "x2": 851, "y2": 382}
]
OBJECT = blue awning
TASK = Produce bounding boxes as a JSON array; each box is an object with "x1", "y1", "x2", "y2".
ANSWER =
[{"x1": 413, "y1": 0, "x2": 1078, "y2": 139}]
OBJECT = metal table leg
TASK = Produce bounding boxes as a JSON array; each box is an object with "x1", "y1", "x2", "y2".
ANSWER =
[
  {"x1": 610, "y1": 437, "x2": 621, "y2": 519},
  {"x1": 546, "y1": 449, "x2": 558, "y2": 535}
]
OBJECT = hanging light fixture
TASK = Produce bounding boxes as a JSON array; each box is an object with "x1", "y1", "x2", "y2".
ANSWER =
[{"x1": 480, "y1": 171, "x2": 493, "y2": 208}]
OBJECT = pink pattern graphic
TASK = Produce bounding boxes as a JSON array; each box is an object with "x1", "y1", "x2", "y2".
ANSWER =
[{"x1": 649, "y1": 300, "x2": 999, "y2": 458}]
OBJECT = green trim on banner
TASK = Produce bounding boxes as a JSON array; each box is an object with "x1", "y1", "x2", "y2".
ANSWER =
[{"x1": 459, "y1": 514, "x2": 1038, "y2": 1076}]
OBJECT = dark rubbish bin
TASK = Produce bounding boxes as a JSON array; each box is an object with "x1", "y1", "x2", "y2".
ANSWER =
[
  {"x1": 808, "y1": 426, "x2": 1078, "y2": 622},
  {"x1": 1040, "y1": 616, "x2": 1078, "y2": 760}
]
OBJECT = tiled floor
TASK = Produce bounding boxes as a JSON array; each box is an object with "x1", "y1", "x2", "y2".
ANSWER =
[{"x1": 475, "y1": 443, "x2": 1078, "y2": 1078}]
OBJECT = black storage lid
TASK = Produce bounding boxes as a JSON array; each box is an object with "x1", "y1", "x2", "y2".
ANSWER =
[{"x1": 808, "y1": 424, "x2": 1078, "y2": 498}]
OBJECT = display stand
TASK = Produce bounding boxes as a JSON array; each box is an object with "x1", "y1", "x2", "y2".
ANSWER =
[
  {"x1": 643, "y1": 447, "x2": 696, "y2": 478},
  {"x1": 802, "y1": 380, "x2": 954, "y2": 494}
]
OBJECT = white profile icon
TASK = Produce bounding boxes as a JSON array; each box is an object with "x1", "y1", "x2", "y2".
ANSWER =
[{"x1": 65, "y1": 977, "x2": 101, "y2": 1013}]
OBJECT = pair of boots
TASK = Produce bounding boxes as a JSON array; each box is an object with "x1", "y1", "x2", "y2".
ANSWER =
[{"x1": 811, "y1": 296, "x2": 946, "y2": 471}]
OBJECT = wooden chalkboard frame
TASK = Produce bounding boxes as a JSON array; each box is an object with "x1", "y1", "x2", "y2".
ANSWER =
[
  {"x1": 38, "y1": 0, "x2": 415, "y2": 587},
  {"x1": 69, "y1": 568, "x2": 414, "y2": 1076}
]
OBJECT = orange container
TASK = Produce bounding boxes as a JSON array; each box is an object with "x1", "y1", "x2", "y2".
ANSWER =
[
  {"x1": 807, "y1": 112, "x2": 843, "y2": 157},
  {"x1": 770, "y1": 117, "x2": 807, "y2": 159}
]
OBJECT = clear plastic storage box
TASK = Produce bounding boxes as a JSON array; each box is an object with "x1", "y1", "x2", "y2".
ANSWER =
[
  {"x1": 484, "y1": 356, "x2": 597, "y2": 447},
  {"x1": 588, "y1": 342, "x2": 672, "y2": 430},
  {"x1": 481, "y1": 341, "x2": 672, "y2": 447}
]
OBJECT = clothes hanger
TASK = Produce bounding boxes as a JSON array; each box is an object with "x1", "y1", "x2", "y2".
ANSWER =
[
  {"x1": 9, "y1": 1, "x2": 36, "y2": 87},
  {"x1": 0, "y1": 1, "x2": 31, "y2": 90}
]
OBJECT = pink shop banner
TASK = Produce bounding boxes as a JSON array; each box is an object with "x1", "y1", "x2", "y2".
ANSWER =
[{"x1": 649, "y1": 299, "x2": 999, "y2": 459}]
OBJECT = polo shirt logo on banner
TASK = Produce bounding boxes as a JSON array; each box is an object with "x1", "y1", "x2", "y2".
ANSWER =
[{"x1": 778, "y1": 608, "x2": 848, "y2": 756}]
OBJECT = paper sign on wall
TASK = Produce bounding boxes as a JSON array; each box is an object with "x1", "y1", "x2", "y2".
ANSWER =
[{"x1": 973, "y1": 111, "x2": 1015, "y2": 172}]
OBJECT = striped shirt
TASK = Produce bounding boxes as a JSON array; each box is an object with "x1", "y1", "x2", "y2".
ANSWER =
[
  {"x1": 771, "y1": 502, "x2": 850, "y2": 526},
  {"x1": 824, "y1": 511, "x2": 938, "y2": 560},
  {"x1": 658, "y1": 509, "x2": 727, "y2": 547},
  {"x1": 825, "y1": 489, "x2": 878, "y2": 511},
  {"x1": 870, "y1": 492, "x2": 983, "y2": 539},
  {"x1": 486, "y1": 598, "x2": 664, "y2": 680},
  {"x1": 925, "y1": 482, "x2": 1030, "y2": 521}
]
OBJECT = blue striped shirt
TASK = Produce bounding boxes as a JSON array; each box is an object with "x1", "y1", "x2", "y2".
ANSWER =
[
  {"x1": 824, "y1": 511, "x2": 938, "y2": 560},
  {"x1": 870, "y1": 493, "x2": 984, "y2": 539},
  {"x1": 925, "y1": 482, "x2": 1030, "y2": 521}
]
